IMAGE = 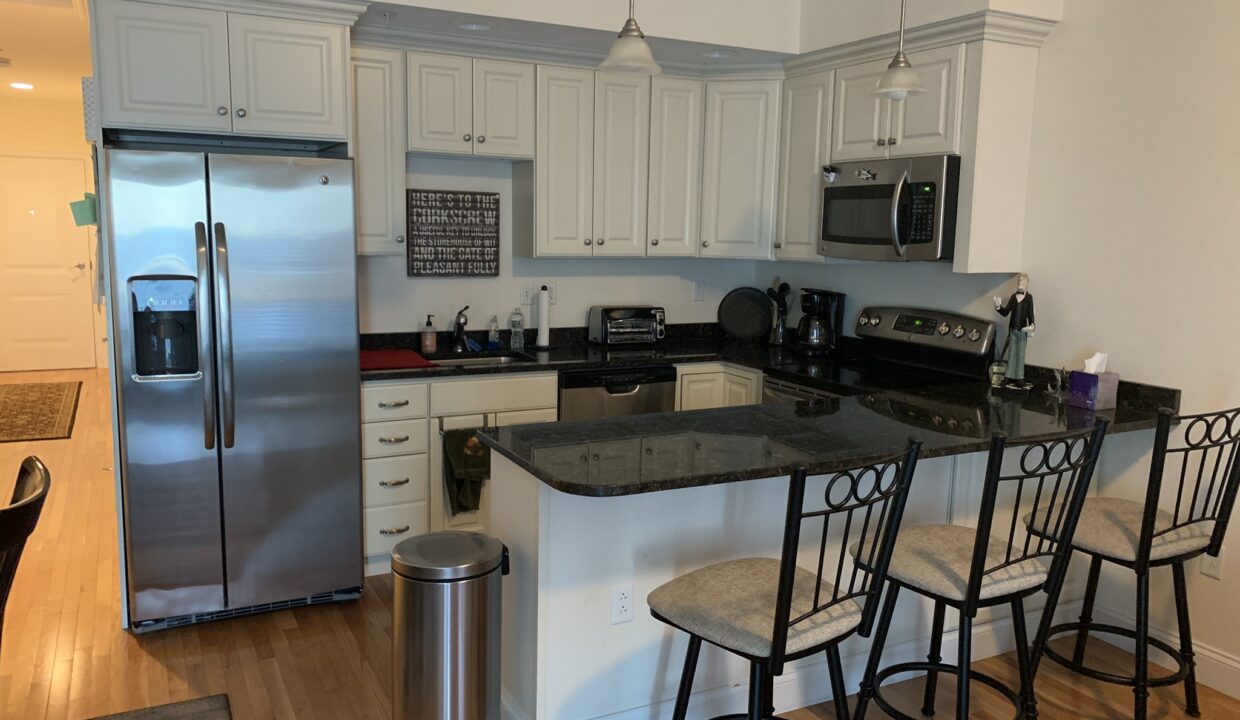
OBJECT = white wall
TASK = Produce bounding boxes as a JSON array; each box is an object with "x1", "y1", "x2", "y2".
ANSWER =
[{"x1": 358, "y1": 155, "x2": 757, "y2": 334}]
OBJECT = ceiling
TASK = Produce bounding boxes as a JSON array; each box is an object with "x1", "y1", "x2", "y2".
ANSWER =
[{"x1": 0, "y1": 0, "x2": 91, "y2": 101}]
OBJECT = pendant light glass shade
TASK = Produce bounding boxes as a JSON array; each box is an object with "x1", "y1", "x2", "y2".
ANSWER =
[
  {"x1": 599, "y1": 2, "x2": 663, "y2": 75},
  {"x1": 875, "y1": 0, "x2": 925, "y2": 101}
]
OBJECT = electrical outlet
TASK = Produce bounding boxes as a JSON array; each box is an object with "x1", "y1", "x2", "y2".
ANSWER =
[
  {"x1": 1202, "y1": 551, "x2": 1224, "y2": 580},
  {"x1": 545, "y1": 282, "x2": 557, "y2": 305},
  {"x1": 611, "y1": 583, "x2": 634, "y2": 625},
  {"x1": 522, "y1": 283, "x2": 558, "y2": 305},
  {"x1": 692, "y1": 281, "x2": 705, "y2": 302}
]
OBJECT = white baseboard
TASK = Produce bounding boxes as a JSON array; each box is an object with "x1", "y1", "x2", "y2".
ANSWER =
[{"x1": 1091, "y1": 606, "x2": 1240, "y2": 701}]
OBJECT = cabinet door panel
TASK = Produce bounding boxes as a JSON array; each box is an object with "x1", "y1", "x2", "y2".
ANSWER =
[
  {"x1": 592, "y1": 73, "x2": 650, "y2": 257},
  {"x1": 679, "y1": 373, "x2": 724, "y2": 411},
  {"x1": 407, "y1": 52, "x2": 474, "y2": 154},
  {"x1": 777, "y1": 71, "x2": 833, "y2": 262},
  {"x1": 493, "y1": 407, "x2": 558, "y2": 427},
  {"x1": 228, "y1": 15, "x2": 347, "y2": 139},
  {"x1": 722, "y1": 373, "x2": 757, "y2": 407},
  {"x1": 95, "y1": 0, "x2": 233, "y2": 133},
  {"x1": 891, "y1": 45, "x2": 965, "y2": 157},
  {"x1": 699, "y1": 80, "x2": 780, "y2": 259},
  {"x1": 473, "y1": 59, "x2": 535, "y2": 158},
  {"x1": 647, "y1": 77, "x2": 704, "y2": 257},
  {"x1": 535, "y1": 66, "x2": 595, "y2": 256},
  {"x1": 831, "y1": 58, "x2": 891, "y2": 162},
  {"x1": 352, "y1": 48, "x2": 407, "y2": 256},
  {"x1": 430, "y1": 414, "x2": 488, "y2": 533}
]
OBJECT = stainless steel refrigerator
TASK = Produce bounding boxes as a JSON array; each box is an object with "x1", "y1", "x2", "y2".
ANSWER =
[{"x1": 104, "y1": 149, "x2": 362, "y2": 630}]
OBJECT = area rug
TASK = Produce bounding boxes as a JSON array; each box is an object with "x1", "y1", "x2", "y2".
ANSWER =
[
  {"x1": 89, "y1": 695, "x2": 232, "y2": 720},
  {"x1": 0, "y1": 381, "x2": 82, "y2": 443}
]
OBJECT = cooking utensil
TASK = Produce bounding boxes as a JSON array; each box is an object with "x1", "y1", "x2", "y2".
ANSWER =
[{"x1": 718, "y1": 287, "x2": 773, "y2": 344}]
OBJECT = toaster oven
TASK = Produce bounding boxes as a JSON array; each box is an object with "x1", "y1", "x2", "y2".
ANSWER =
[{"x1": 587, "y1": 306, "x2": 666, "y2": 345}]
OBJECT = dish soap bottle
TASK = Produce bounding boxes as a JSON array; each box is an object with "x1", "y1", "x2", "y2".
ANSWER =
[
  {"x1": 420, "y1": 315, "x2": 437, "y2": 354},
  {"x1": 488, "y1": 316, "x2": 501, "y2": 349},
  {"x1": 509, "y1": 307, "x2": 525, "y2": 352}
]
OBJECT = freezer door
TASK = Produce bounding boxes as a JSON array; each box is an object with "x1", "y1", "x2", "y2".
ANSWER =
[
  {"x1": 105, "y1": 149, "x2": 226, "y2": 622},
  {"x1": 207, "y1": 154, "x2": 362, "y2": 608}
]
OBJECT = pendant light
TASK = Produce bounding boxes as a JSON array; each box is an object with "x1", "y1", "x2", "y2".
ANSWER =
[
  {"x1": 599, "y1": 0, "x2": 663, "y2": 75},
  {"x1": 875, "y1": 0, "x2": 924, "y2": 101}
]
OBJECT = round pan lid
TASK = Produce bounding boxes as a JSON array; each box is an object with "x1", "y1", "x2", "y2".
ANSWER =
[
  {"x1": 392, "y1": 531, "x2": 506, "y2": 581},
  {"x1": 718, "y1": 286, "x2": 773, "y2": 343}
]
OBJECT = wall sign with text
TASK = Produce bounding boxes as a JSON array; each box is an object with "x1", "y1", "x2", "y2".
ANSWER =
[{"x1": 406, "y1": 189, "x2": 500, "y2": 277}]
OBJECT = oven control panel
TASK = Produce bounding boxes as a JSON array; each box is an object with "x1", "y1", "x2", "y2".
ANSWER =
[{"x1": 856, "y1": 306, "x2": 995, "y2": 357}]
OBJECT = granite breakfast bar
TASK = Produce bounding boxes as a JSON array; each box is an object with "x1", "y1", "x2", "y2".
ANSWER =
[{"x1": 480, "y1": 389, "x2": 1174, "y2": 720}]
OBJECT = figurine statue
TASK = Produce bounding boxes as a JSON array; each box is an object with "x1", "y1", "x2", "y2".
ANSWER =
[{"x1": 994, "y1": 273, "x2": 1035, "y2": 389}]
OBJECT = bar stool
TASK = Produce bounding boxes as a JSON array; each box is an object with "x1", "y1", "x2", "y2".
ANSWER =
[
  {"x1": 854, "y1": 421, "x2": 1109, "y2": 720},
  {"x1": 647, "y1": 443, "x2": 922, "y2": 720},
  {"x1": 1, "y1": 457, "x2": 51, "y2": 655},
  {"x1": 1025, "y1": 407, "x2": 1240, "y2": 720}
]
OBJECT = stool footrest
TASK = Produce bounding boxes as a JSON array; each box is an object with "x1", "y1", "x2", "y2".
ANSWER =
[
  {"x1": 1042, "y1": 621, "x2": 1189, "y2": 688},
  {"x1": 869, "y1": 661, "x2": 1024, "y2": 720}
]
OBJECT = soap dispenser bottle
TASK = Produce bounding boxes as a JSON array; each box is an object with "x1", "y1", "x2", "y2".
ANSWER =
[{"x1": 420, "y1": 315, "x2": 437, "y2": 354}]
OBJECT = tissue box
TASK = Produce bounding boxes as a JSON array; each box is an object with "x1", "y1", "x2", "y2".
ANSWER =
[{"x1": 1067, "y1": 371, "x2": 1119, "y2": 410}]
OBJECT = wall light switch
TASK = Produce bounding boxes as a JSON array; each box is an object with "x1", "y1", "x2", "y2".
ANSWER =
[{"x1": 692, "y1": 281, "x2": 705, "y2": 302}]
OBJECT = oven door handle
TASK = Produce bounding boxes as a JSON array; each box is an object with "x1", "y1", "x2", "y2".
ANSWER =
[
  {"x1": 604, "y1": 384, "x2": 642, "y2": 396},
  {"x1": 890, "y1": 169, "x2": 909, "y2": 258}
]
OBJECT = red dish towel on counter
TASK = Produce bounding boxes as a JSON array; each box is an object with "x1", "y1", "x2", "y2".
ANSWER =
[{"x1": 360, "y1": 349, "x2": 438, "y2": 370}]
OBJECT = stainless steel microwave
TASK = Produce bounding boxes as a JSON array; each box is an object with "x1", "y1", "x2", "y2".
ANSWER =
[{"x1": 818, "y1": 155, "x2": 960, "y2": 262}]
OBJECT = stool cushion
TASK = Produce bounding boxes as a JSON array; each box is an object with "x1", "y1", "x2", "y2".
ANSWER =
[
  {"x1": 851, "y1": 524, "x2": 1049, "y2": 602},
  {"x1": 1025, "y1": 497, "x2": 1214, "y2": 563},
  {"x1": 647, "y1": 558, "x2": 863, "y2": 659}
]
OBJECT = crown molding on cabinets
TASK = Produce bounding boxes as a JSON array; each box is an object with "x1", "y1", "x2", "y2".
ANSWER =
[
  {"x1": 785, "y1": 10, "x2": 1056, "y2": 77},
  {"x1": 148, "y1": 0, "x2": 369, "y2": 24}
]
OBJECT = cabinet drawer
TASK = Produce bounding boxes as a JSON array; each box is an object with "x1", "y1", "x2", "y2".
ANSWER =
[
  {"x1": 363, "y1": 419, "x2": 428, "y2": 458},
  {"x1": 430, "y1": 374, "x2": 557, "y2": 416},
  {"x1": 364, "y1": 502, "x2": 429, "y2": 556},
  {"x1": 363, "y1": 454, "x2": 429, "y2": 508},
  {"x1": 362, "y1": 383, "x2": 428, "y2": 422}
]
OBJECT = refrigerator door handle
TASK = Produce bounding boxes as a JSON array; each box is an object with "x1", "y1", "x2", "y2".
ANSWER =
[
  {"x1": 195, "y1": 222, "x2": 217, "y2": 450},
  {"x1": 214, "y1": 221, "x2": 236, "y2": 449}
]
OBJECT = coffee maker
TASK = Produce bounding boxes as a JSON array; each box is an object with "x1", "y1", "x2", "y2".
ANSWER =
[{"x1": 796, "y1": 288, "x2": 845, "y2": 355}]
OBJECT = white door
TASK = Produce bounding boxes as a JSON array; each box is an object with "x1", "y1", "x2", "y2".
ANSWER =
[
  {"x1": 0, "y1": 157, "x2": 96, "y2": 371},
  {"x1": 890, "y1": 45, "x2": 965, "y2": 157},
  {"x1": 407, "y1": 52, "x2": 474, "y2": 154},
  {"x1": 592, "y1": 73, "x2": 650, "y2": 257},
  {"x1": 94, "y1": 0, "x2": 233, "y2": 133},
  {"x1": 473, "y1": 60, "x2": 535, "y2": 159},
  {"x1": 351, "y1": 47, "x2": 407, "y2": 256},
  {"x1": 647, "y1": 77, "x2": 704, "y2": 257},
  {"x1": 679, "y1": 373, "x2": 724, "y2": 411},
  {"x1": 776, "y1": 70, "x2": 833, "y2": 262},
  {"x1": 699, "y1": 80, "x2": 780, "y2": 259},
  {"x1": 227, "y1": 15, "x2": 348, "y2": 139},
  {"x1": 535, "y1": 66, "x2": 594, "y2": 257},
  {"x1": 831, "y1": 58, "x2": 892, "y2": 162}
]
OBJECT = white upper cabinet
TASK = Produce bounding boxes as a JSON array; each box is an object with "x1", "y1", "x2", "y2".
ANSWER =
[
  {"x1": 647, "y1": 77, "x2": 704, "y2": 258},
  {"x1": 473, "y1": 60, "x2": 536, "y2": 158},
  {"x1": 351, "y1": 47, "x2": 407, "y2": 256},
  {"x1": 406, "y1": 52, "x2": 474, "y2": 154},
  {"x1": 94, "y1": 0, "x2": 233, "y2": 133},
  {"x1": 776, "y1": 70, "x2": 833, "y2": 262},
  {"x1": 93, "y1": 0, "x2": 347, "y2": 139},
  {"x1": 227, "y1": 15, "x2": 347, "y2": 139},
  {"x1": 832, "y1": 45, "x2": 964, "y2": 161},
  {"x1": 407, "y1": 52, "x2": 535, "y2": 158},
  {"x1": 534, "y1": 66, "x2": 595, "y2": 257},
  {"x1": 699, "y1": 79, "x2": 781, "y2": 260},
  {"x1": 591, "y1": 74, "x2": 650, "y2": 257}
]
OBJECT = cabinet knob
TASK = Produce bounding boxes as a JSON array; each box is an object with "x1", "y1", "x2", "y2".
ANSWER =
[
  {"x1": 888, "y1": 137, "x2": 898, "y2": 146},
  {"x1": 597, "y1": 238, "x2": 605, "y2": 246},
  {"x1": 217, "y1": 106, "x2": 229, "y2": 116},
  {"x1": 477, "y1": 135, "x2": 486, "y2": 143},
  {"x1": 650, "y1": 238, "x2": 659, "y2": 246},
  {"x1": 701, "y1": 241, "x2": 710, "y2": 248},
  {"x1": 236, "y1": 108, "x2": 247, "y2": 118},
  {"x1": 463, "y1": 133, "x2": 472, "y2": 142},
  {"x1": 395, "y1": 235, "x2": 405, "y2": 244},
  {"x1": 584, "y1": 238, "x2": 593, "y2": 246},
  {"x1": 774, "y1": 242, "x2": 783, "y2": 249},
  {"x1": 876, "y1": 138, "x2": 887, "y2": 146}
]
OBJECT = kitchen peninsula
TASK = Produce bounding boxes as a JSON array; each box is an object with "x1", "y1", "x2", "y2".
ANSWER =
[{"x1": 480, "y1": 386, "x2": 1175, "y2": 719}]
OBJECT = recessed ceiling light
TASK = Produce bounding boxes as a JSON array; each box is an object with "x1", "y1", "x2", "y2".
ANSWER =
[
  {"x1": 702, "y1": 50, "x2": 733, "y2": 60},
  {"x1": 9, "y1": 82, "x2": 34, "y2": 91},
  {"x1": 454, "y1": 21, "x2": 492, "y2": 32}
]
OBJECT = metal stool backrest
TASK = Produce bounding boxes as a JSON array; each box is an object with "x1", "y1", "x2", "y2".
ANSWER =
[
  {"x1": 1138, "y1": 407, "x2": 1240, "y2": 568},
  {"x1": 0, "y1": 457, "x2": 51, "y2": 640},
  {"x1": 966, "y1": 420, "x2": 1109, "y2": 616},
  {"x1": 769, "y1": 441, "x2": 921, "y2": 675}
]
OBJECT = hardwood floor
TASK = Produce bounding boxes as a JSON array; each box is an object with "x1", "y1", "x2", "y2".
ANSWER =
[{"x1": 1, "y1": 368, "x2": 1236, "y2": 719}]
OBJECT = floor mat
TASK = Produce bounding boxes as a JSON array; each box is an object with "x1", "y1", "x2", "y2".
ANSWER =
[
  {"x1": 88, "y1": 695, "x2": 231, "y2": 720},
  {"x1": 0, "y1": 381, "x2": 82, "y2": 442}
]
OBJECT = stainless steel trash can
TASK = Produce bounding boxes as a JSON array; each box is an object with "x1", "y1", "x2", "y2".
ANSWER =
[{"x1": 392, "y1": 531, "x2": 508, "y2": 720}]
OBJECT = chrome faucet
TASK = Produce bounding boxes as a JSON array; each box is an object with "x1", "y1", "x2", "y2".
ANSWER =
[{"x1": 452, "y1": 305, "x2": 470, "y2": 352}]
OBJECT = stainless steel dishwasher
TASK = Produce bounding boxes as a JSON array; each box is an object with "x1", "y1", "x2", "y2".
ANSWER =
[{"x1": 558, "y1": 366, "x2": 677, "y2": 420}]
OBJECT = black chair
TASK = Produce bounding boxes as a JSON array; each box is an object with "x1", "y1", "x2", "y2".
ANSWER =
[
  {"x1": 854, "y1": 421, "x2": 1108, "y2": 720},
  {"x1": 1027, "y1": 407, "x2": 1240, "y2": 720},
  {"x1": 0, "y1": 456, "x2": 51, "y2": 653},
  {"x1": 647, "y1": 442, "x2": 921, "y2": 720}
]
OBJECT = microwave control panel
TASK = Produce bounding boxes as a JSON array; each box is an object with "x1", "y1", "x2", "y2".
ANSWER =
[{"x1": 908, "y1": 183, "x2": 938, "y2": 245}]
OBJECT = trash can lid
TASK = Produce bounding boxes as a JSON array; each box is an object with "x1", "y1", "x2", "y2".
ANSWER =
[{"x1": 391, "y1": 531, "x2": 506, "y2": 581}]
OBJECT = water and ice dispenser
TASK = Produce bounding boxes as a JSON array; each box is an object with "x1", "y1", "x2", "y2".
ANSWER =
[{"x1": 130, "y1": 278, "x2": 199, "y2": 377}]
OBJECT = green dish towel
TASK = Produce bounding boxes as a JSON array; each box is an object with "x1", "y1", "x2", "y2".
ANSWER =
[{"x1": 442, "y1": 428, "x2": 490, "y2": 515}]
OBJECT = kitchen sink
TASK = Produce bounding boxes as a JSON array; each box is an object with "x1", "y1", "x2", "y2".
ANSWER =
[{"x1": 433, "y1": 354, "x2": 537, "y2": 368}]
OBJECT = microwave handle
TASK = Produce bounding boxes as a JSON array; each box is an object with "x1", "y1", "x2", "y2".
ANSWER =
[{"x1": 890, "y1": 169, "x2": 909, "y2": 258}]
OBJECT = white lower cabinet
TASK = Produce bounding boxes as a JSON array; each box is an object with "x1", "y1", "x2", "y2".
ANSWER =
[
  {"x1": 676, "y1": 363, "x2": 763, "y2": 411},
  {"x1": 360, "y1": 380, "x2": 431, "y2": 575}
]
